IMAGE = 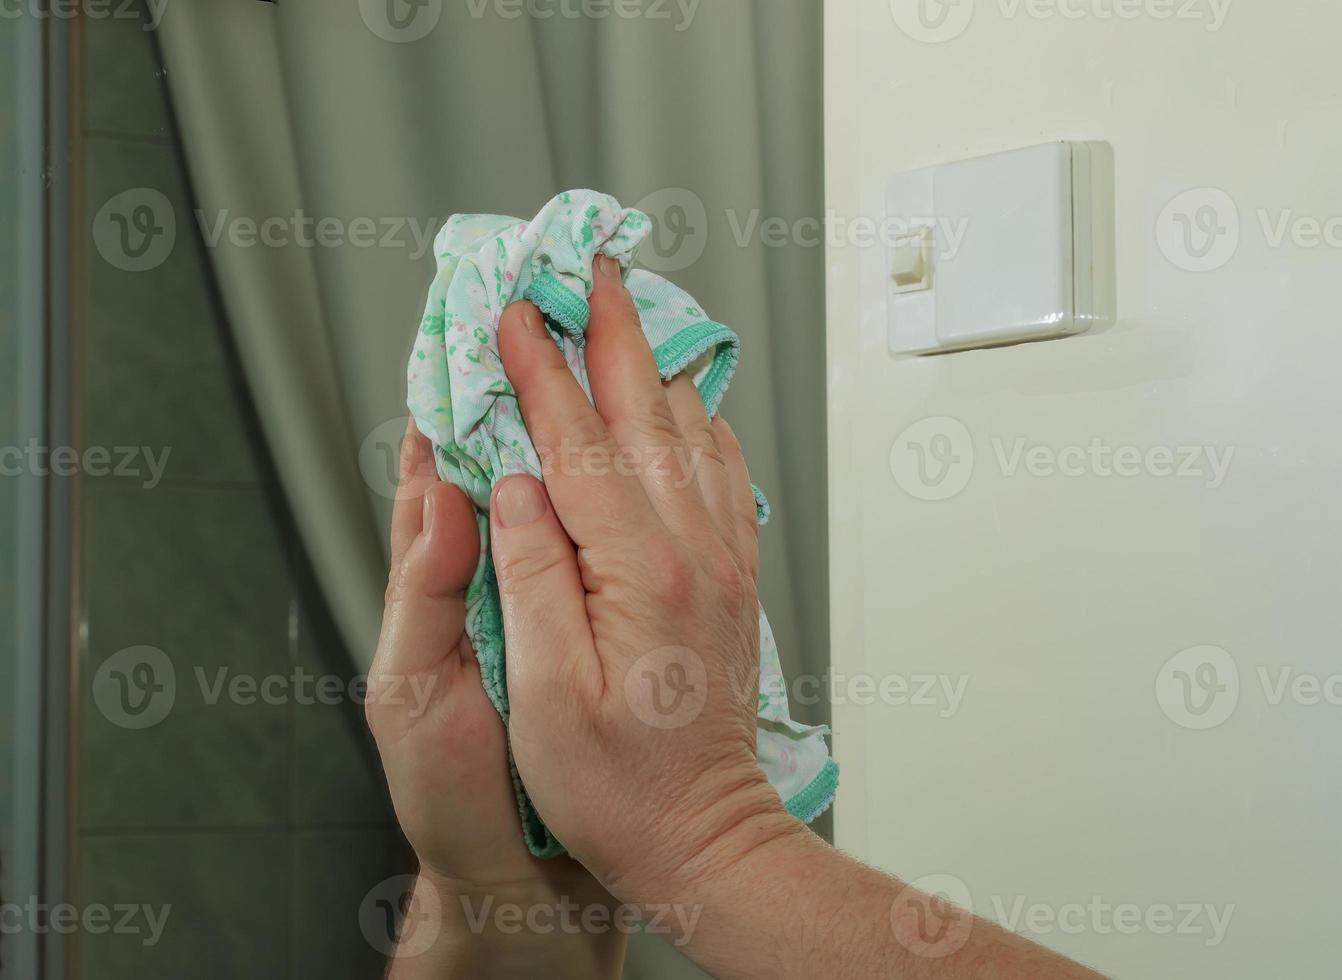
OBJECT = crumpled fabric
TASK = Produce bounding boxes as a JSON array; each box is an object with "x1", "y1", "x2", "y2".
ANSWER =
[{"x1": 407, "y1": 190, "x2": 837, "y2": 857}]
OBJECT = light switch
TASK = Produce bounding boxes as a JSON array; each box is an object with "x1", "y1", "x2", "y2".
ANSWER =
[
  {"x1": 890, "y1": 225, "x2": 932, "y2": 293},
  {"x1": 886, "y1": 141, "x2": 1115, "y2": 355}
]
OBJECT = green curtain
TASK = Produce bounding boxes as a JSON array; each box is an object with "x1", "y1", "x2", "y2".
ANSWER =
[{"x1": 157, "y1": 4, "x2": 825, "y2": 969}]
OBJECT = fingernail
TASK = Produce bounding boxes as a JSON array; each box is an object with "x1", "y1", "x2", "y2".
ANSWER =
[
  {"x1": 422, "y1": 488, "x2": 436, "y2": 537},
  {"x1": 521, "y1": 303, "x2": 547, "y2": 339},
  {"x1": 495, "y1": 477, "x2": 545, "y2": 528},
  {"x1": 596, "y1": 254, "x2": 620, "y2": 281}
]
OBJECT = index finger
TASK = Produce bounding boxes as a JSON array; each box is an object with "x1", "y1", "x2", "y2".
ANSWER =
[{"x1": 497, "y1": 300, "x2": 660, "y2": 547}]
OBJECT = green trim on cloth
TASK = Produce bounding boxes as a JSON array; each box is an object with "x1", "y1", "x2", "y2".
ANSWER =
[
  {"x1": 651, "y1": 320, "x2": 738, "y2": 415},
  {"x1": 524, "y1": 270, "x2": 590, "y2": 344},
  {"x1": 784, "y1": 757, "x2": 840, "y2": 825}
]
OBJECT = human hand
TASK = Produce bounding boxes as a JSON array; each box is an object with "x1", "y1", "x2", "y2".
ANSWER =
[
  {"x1": 489, "y1": 256, "x2": 805, "y2": 913},
  {"x1": 366, "y1": 421, "x2": 623, "y2": 975}
]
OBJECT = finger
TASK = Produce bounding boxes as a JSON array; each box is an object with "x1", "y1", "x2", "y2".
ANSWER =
[
  {"x1": 489, "y1": 475, "x2": 600, "y2": 705},
  {"x1": 375, "y1": 481, "x2": 481, "y2": 682},
  {"x1": 663, "y1": 374, "x2": 738, "y2": 551},
  {"x1": 497, "y1": 299, "x2": 657, "y2": 547},
  {"x1": 584, "y1": 255, "x2": 711, "y2": 532},
  {"x1": 710, "y1": 417, "x2": 760, "y2": 584},
  {"x1": 390, "y1": 419, "x2": 441, "y2": 569}
]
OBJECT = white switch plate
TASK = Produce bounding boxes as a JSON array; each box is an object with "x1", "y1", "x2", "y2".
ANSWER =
[{"x1": 886, "y1": 141, "x2": 1115, "y2": 355}]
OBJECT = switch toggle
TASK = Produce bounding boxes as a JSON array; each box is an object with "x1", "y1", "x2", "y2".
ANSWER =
[{"x1": 890, "y1": 225, "x2": 933, "y2": 293}]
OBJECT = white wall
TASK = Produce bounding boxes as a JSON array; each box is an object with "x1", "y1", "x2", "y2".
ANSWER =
[{"x1": 825, "y1": 2, "x2": 1342, "y2": 976}]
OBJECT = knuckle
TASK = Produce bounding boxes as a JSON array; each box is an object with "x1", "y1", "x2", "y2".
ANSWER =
[
  {"x1": 711, "y1": 416, "x2": 743, "y2": 458},
  {"x1": 693, "y1": 447, "x2": 730, "y2": 489},
  {"x1": 494, "y1": 544, "x2": 568, "y2": 595},
  {"x1": 622, "y1": 397, "x2": 683, "y2": 447},
  {"x1": 557, "y1": 405, "x2": 615, "y2": 454},
  {"x1": 593, "y1": 276, "x2": 640, "y2": 322},
  {"x1": 682, "y1": 419, "x2": 725, "y2": 469},
  {"x1": 642, "y1": 533, "x2": 696, "y2": 604}
]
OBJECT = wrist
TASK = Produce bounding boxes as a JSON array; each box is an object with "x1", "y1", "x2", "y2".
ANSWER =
[
  {"x1": 624, "y1": 808, "x2": 869, "y2": 980},
  {"x1": 387, "y1": 866, "x2": 627, "y2": 980},
  {"x1": 613, "y1": 767, "x2": 811, "y2": 917}
]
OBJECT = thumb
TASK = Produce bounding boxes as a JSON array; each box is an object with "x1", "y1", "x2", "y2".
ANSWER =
[
  {"x1": 374, "y1": 480, "x2": 479, "y2": 682},
  {"x1": 490, "y1": 475, "x2": 597, "y2": 700}
]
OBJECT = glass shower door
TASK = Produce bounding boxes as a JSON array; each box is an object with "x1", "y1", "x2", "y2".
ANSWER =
[{"x1": 2, "y1": 10, "x2": 67, "y2": 980}]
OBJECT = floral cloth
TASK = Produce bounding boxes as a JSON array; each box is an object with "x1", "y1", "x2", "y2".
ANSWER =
[{"x1": 407, "y1": 191, "x2": 837, "y2": 857}]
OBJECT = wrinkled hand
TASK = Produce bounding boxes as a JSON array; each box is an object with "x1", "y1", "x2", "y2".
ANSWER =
[
  {"x1": 490, "y1": 256, "x2": 801, "y2": 912},
  {"x1": 365, "y1": 423, "x2": 614, "y2": 934}
]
